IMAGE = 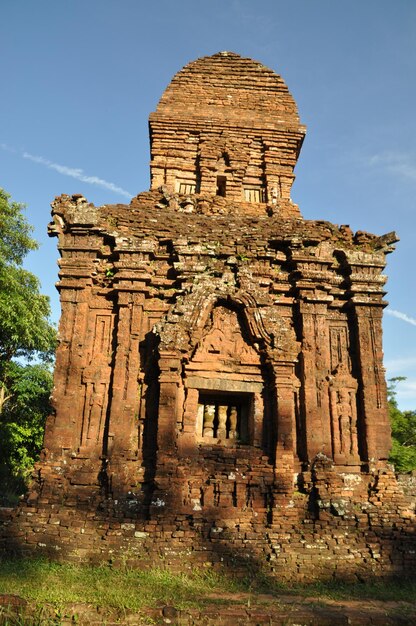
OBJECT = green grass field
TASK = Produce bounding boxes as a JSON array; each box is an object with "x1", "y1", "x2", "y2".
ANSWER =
[{"x1": 0, "y1": 558, "x2": 415, "y2": 624}]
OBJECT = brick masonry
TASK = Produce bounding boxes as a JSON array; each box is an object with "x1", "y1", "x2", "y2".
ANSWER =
[{"x1": 1, "y1": 52, "x2": 414, "y2": 581}]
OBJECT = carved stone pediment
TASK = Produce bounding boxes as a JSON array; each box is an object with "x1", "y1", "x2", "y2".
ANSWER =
[{"x1": 193, "y1": 305, "x2": 260, "y2": 368}]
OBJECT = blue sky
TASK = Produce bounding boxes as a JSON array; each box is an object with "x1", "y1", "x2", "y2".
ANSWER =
[{"x1": 1, "y1": 0, "x2": 416, "y2": 408}]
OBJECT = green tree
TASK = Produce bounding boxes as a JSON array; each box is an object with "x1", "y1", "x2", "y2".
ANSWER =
[
  {"x1": 0, "y1": 189, "x2": 55, "y2": 370},
  {"x1": 388, "y1": 377, "x2": 416, "y2": 473},
  {"x1": 0, "y1": 362, "x2": 53, "y2": 502},
  {"x1": 0, "y1": 188, "x2": 56, "y2": 503}
]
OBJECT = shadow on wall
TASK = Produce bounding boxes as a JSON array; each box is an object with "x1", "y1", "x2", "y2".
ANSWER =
[{"x1": 1, "y1": 456, "x2": 416, "y2": 585}]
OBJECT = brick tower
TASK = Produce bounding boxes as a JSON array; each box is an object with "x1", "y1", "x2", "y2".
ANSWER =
[{"x1": 5, "y1": 53, "x2": 413, "y2": 580}]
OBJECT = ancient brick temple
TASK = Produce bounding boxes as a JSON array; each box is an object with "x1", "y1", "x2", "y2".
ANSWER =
[{"x1": 3, "y1": 52, "x2": 415, "y2": 580}]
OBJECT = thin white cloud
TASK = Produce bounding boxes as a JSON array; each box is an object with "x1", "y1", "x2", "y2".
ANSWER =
[
  {"x1": 0, "y1": 142, "x2": 17, "y2": 154},
  {"x1": 385, "y1": 308, "x2": 416, "y2": 327},
  {"x1": 369, "y1": 152, "x2": 416, "y2": 183},
  {"x1": 1, "y1": 143, "x2": 132, "y2": 199},
  {"x1": 23, "y1": 152, "x2": 132, "y2": 199}
]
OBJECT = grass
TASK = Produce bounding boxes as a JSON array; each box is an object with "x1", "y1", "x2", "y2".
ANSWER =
[
  {"x1": 0, "y1": 558, "x2": 244, "y2": 612},
  {"x1": 0, "y1": 557, "x2": 415, "y2": 623}
]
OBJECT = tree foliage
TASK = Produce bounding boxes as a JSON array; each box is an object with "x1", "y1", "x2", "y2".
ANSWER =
[
  {"x1": 388, "y1": 377, "x2": 416, "y2": 473},
  {"x1": 0, "y1": 189, "x2": 55, "y2": 365},
  {"x1": 0, "y1": 189, "x2": 56, "y2": 503},
  {"x1": 0, "y1": 362, "x2": 53, "y2": 498},
  {"x1": 0, "y1": 188, "x2": 37, "y2": 265}
]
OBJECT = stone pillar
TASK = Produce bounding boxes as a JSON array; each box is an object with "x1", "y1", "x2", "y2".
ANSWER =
[
  {"x1": 203, "y1": 404, "x2": 216, "y2": 437},
  {"x1": 177, "y1": 387, "x2": 199, "y2": 456},
  {"x1": 229, "y1": 406, "x2": 238, "y2": 439},
  {"x1": 353, "y1": 305, "x2": 391, "y2": 463},
  {"x1": 251, "y1": 392, "x2": 264, "y2": 447},
  {"x1": 148, "y1": 348, "x2": 185, "y2": 514},
  {"x1": 271, "y1": 359, "x2": 300, "y2": 484},
  {"x1": 157, "y1": 350, "x2": 182, "y2": 454},
  {"x1": 45, "y1": 290, "x2": 115, "y2": 459},
  {"x1": 106, "y1": 292, "x2": 144, "y2": 457},
  {"x1": 217, "y1": 405, "x2": 227, "y2": 439},
  {"x1": 340, "y1": 248, "x2": 391, "y2": 465},
  {"x1": 44, "y1": 291, "x2": 87, "y2": 454},
  {"x1": 298, "y1": 301, "x2": 332, "y2": 461}
]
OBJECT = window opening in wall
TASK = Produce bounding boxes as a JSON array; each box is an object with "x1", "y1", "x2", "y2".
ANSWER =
[
  {"x1": 243, "y1": 187, "x2": 266, "y2": 203},
  {"x1": 216, "y1": 176, "x2": 227, "y2": 197},
  {"x1": 222, "y1": 152, "x2": 230, "y2": 167},
  {"x1": 178, "y1": 182, "x2": 196, "y2": 195},
  {"x1": 198, "y1": 391, "x2": 251, "y2": 443}
]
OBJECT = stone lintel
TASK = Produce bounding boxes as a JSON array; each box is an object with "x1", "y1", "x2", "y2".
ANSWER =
[{"x1": 186, "y1": 376, "x2": 263, "y2": 394}]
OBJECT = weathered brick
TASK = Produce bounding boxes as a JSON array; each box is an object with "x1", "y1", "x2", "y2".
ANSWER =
[{"x1": 1, "y1": 51, "x2": 414, "y2": 582}]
